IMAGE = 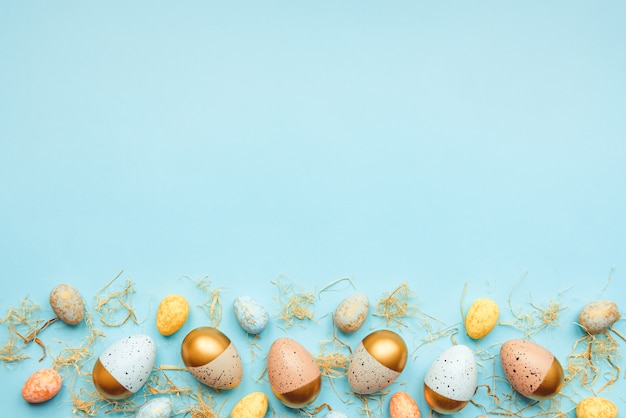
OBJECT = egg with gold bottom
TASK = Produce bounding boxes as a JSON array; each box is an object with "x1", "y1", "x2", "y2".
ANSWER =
[
  {"x1": 348, "y1": 329, "x2": 407, "y2": 394},
  {"x1": 181, "y1": 327, "x2": 243, "y2": 389},
  {"x1": 267, "y1": 337, "x2": 322, "y2": 408},
  {"x1": 423, "y1": 344, "x2": 477, "y2": 414},
  {"x1": 92, "y1": 335, "x2": 156, "y2": 400},
  {"x1": 500, "y1": 339, "x2": 564, "y2": 400}
]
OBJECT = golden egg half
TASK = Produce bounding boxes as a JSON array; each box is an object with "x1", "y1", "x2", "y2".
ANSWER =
[
  {"x1": 348, "y1": 329, "x2": 407, "y2": 394},
  {"x1": 267, "y1": 337, "x2": 322, "y2": 408},
  {"x1": 500, "y1": 339, "x2": 564, "y2": 400},
  {"x1": 181, "y1": 327, "x2": 243, "y2": 389}
]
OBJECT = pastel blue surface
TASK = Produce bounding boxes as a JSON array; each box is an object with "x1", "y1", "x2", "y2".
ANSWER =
[{"x1": 1, "y1": 1, "x2": 625, "y2": 417}]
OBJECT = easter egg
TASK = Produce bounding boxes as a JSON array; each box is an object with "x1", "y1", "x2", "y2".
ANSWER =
[
  {"x1": 181, "y1": 327, "x2": 242, "y2": 390},
  {"x1": 347, "y1": 329, "x2": 407, "y2": 394},
  {"x1": 22, "y1": 368, "x2": 62, "y2": 403},
  {"x1": 390, "y1": 391, "x2": 421, "y2": 418},
  {"x1": 92, "y1": 335, "x2": 156, "y2": 400},
  {"x1": 578, "y1": 300, "x2": 620, "y2": 334},
  {"x1": 231, "y1": 392, "x2": 269, "y2": 418},
  {"x1": 464, "y1": 297, "x2": 499, "y2": 339},
  {"x1": 156, "y1": 294, "x2": 189, "y2": 336},
  {"x1": 576, "y1": 397, "x2": 618, "y2": 418},
  {"x1": 500, "y1": 339, "x2": 564, "y2": 400},
  {"x1": 136, "y1": 397, "x2": 174, "y2": 418},
  {"x1": 233, "y1": 296, "x2": 269, "y2": 334},
  {"x1": 49, "y1": 283, "x2": 85, "y2": 325},
  {"x1": 333, "y1": 293, "x2": 369, "y2": 333},
  {"x1": 267, "y1": 337, "x2": 322, "y2": 408},
  {"x1": 423, "y1": 344, "x2": 477, "y2": 414}
]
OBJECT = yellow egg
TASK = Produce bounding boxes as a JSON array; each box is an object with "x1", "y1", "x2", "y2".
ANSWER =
[
  {"x1": 267, "y1": 337, "x2": 321, "y2": 408},
  {"x1": 464, "y1": 297, "x2": 499, "y2": 339},
  {"x1": 347, "y1": 329, "x2": 407, "y2": 394},
  {"x1": 156, "y1": 294, "x2": 189, "y2": 336},
  {"x1": 576, "y1": 397, "x2": 618, "y2": 418},
  {"x1": 181, "y1": 327, "x2": 243, "y2": 389},
  {"x1": 231, "y1": 392, "x2": 269, "y2": 418}
]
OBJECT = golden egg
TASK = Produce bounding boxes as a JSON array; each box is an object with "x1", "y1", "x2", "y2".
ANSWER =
[{"x1": 181, "y1": 327, "x2": 243, "y2": 389}]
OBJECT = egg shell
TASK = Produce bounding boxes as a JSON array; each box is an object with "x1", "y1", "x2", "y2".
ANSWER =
[
  {"x1": 233, "y1": 296, "x2": 269, "y2": 334},
  {"x1": 156, "y1": 294, "x2": 189, "y2": 336},
  {"x1": 390, "y1": 391, "x2": 421, "y2": 418},
  {"x1": 576, "y1": 397, "x2": 618, "y2": 418},
  {"x1": 49, "y1": 283, "x2": 85, "y2": 325},
  {"x1": 22, "y1": 368, "x2": 62, "y2": 403},
  {"x1": 424, "y1": 345, "x2": 477, "y2": 402},
  {"x1": 464, "y1": 297, "x2": 499, "y2": 339},
  {"x1": 324, "y1": 412, "x2": 349, "y2": 418},
  {"x1": 500, "y1": 339, "x2": 563, "y2": 400},
  {"x1": 136, "y1": 397, "x2": 174, "y2": 418},
  {"x1": 348, "y1": 329, "x2": 407, "y2": 394},
  {"x1": 578, "y1": 300, "x2": 620, "y2": 334},
  {"x1": 181, "y1": 327, "x2": 243, "y2": 389},
  {"x1": 231, "y1": 392, "x2": 269, "y2": 418},
  {"x1": 267, "y1": 337, "x2": 322, "y2": 408},
  {"x1": 93, "y1": 334, "x2": 156, "y2": 399},
  {"x1": 333, "y1": 292, "x2": 369, "y2": 333}
]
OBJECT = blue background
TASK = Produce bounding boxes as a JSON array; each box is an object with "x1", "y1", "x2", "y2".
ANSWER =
[{"x1": 1, "y1": 1, "x2": 625, "y2": 416}]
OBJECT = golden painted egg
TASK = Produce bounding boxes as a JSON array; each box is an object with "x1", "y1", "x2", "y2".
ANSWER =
[
  {"x1": 181, "y1": 327, "x2": 243, "y2": 389},
  {"x1": 267, "y1": 337, "x2": 322, "y2": 408},
  {"x1": 347, "y1": 329, "x2": 407, "y2": 394}
]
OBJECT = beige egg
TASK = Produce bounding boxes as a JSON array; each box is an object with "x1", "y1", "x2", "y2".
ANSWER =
[
  {"x1": 465, "y1": 297, "x2": 499, "y2": 339},
  {"x1": 267, "y1": 337, "x2": 321, "y2": 408},
  {"x1": 576, "y1": 397, "x2": 618, "y2": 418},
  {"x1": 578, "y1": 300, "x2": 620, "y2": 334},
  {"x1": 231, "y1": 392, "x2": 269, "y2": 418},
  {"x1": 156, "y1": 294, "x2": 189, "y2": 336},
  {"x1": 49, "y1": 283, "x2": 85, "y2": 325},
  {"x1": 333, "y1": 293, "x2": 369, "y2": 333},
  {"x1": 500, "y1": 339, "x2": 563, "y2": 400},
  {"x1": 347, "y1": 329, "x2": 407, "y2": 394},
  {"x1": 181, "y1": 327, "x2": 242, "y2": 389}
]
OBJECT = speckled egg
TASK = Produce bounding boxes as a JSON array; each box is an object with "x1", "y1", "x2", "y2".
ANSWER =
[
  {"x1": 49, "y1": 283, "x2": 85, "y2": 325},
  {"x1": 333, "y1": 293, "x2": 369, "y2": 333},
  {"x1": 500, "y1": 339, "x2": 564, "y2": 400},
  {"x1": 423, "y1": 344, "x2": 477, "y2": 414},
  {"x1": 324, "y1": 411, "x2": 349, "y2": 418},
  {"x1": 156, "y1": 294, "x2": 189, "y2": 336},
  {"x1": 267, "y1": 337, "x2": 322, "y2": 408},
  {"x1": 22, "y1": 368, "x2": 62, "y2": 403},
  {"x1": 92, "y1": 335, "x2": 156, "y2": 400},
  {"x1": 136, "y1": 397, "x2": 173, "y2": 418},
  {"x1": 576, "y1": 397, "x2": 618, "y2": 418},
  {"x1": 348, "y1": 329, "x2": 407, "y2": 394},
  {"x1": 390, "y1": 391, "x2": 421, "y2": 418},
  {"x1": 181, "y1": 327, "x2": 242, "y2": 390},
  {"x1": 233, "y1": 296, "x2": 269, "y2": 335},
  {"x1": 578, "y1": 300, "x2": 620, "y2": 334},
  {"x1": 231, "y1": 392, "x2": 268, "y2": 418},
  {"x1": 465, "y1": 297, "x2": 499, "y2": 339}
]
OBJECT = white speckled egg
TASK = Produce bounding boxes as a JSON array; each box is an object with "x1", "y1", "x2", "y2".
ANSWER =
[
  {"x1": 424, "y1": 344, "x2": 477, "y2": 414},
  {"x1": 181, "y1": 327, "x2": 243, "y2": 389},
  {"x1": 324, "y1": 411, "x2": 349, "y2": 418},
  {"x1": 267, "y1": 337, "x2": 322, "y2": 408},
  {"x1": 578, "y1": 300, "x2": 621, "y2": 334},
  {"x1": 233, "y1": 296, "x2": 269, "y2": 334},
  {"x1": 333, "y1": 293, "x2": 369, "y2": 333},
  {"x1": 49, "y1": 283, "x2": 85, "y2": 325},
  {"x1": 136, "y1": 397, "x2": 173, "y2": 418},
  {"x1": 92, "y1": 335, "x2": 156, "y2": 400},
  {"x1": 348, "y1": 329, "x2": 407, "y2": 394}
]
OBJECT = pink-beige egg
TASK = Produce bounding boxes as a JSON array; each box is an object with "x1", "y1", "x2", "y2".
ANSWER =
[
  {"x1": 22, "y1": 368, "x2": 62, "y2": 403},
  {"x1": 500, "y1": 339, "x2": 564, "y2": 400},
  {"x1": 267, "y1": 337, "x2": 321, "y2": 408}
]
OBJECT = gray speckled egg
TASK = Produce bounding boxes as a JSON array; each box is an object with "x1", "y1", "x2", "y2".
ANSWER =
[
  {"x1": 233, "y1": 296, "x2": 269, "y2": 334},
  {"x1": 136, "y1": 397, "x2": 173, "y2": 418},
  {"x1": 49, "y1": 283, "x2": 85, "y2": 325},
  {"x1": 333, "y1": 293, "x2": 369, "y2": 333},
  {"x1": 92, "y1": 335, "x2": 156, "y2": 399}
]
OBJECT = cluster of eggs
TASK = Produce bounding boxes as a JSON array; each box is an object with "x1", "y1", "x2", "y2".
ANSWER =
[{"x1": 20, "y1": 283, "x2": 623, "y2": 418}]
